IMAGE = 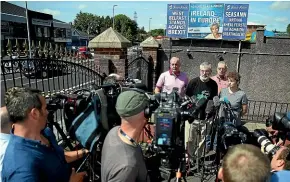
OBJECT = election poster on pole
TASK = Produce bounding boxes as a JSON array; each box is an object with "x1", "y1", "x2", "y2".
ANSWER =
[
  {"x1": 166, "y1": 3, "x2": 249, "y2": 40},
  {"x1": 188, "y1": 3, "x2": 224, "y2": 39},
  {"x1": 222, "y1": 4, "x2": 249, "y2": 40},
  {"x1": 166, "y1": 4, "x2": 189, "y2": 38}
]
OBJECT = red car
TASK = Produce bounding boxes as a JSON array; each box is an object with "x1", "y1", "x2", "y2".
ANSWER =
[{"x1": 76, "y1": 47, "x2": 93, "y2": 59}]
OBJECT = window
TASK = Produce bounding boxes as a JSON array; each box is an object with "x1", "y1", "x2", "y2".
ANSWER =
[{"x1": 54, "y1": 28, "x2": 66, "y2": 38}]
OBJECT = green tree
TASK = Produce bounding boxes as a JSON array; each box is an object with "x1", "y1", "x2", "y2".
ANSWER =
[
  {"x1": 287, "y1": 24, "x2": 290, "y2": 36},
  {"x1": 149, "y1": 29, "x2": 165, "y2": 37},
  {"x1": 73, "y1": 11, "x2": 101, "y2": 35},
  {"x1": 114, "y1": 14, "x2": 138, "y2": 42},
  {"x1": 137, "y1": 26, "x2": 147, "y2": 42}
]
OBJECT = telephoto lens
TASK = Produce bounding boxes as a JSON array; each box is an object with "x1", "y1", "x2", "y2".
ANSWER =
[{"x1": 253, "y1": 129, "x2": 280, "y2": 158}]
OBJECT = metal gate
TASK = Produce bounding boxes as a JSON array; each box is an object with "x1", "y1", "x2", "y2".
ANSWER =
[{"x1": 127, "y1": 56, "x2": 153, "y2": 92}]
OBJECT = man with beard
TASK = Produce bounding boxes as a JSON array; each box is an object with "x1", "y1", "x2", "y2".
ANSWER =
[
  {"x1": 101, "y1": 90, "x2": 150, "y2": 182},
  {"x1": 185, "y1": 62, "x2": 218, "y2": 162}
]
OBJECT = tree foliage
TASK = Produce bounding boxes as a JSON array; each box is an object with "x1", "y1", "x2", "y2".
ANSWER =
[
  {"x1": 149, "y1": 29, "x2": 165, "y2": 37},
  {"x1": 287, "y1": 24, "x2": 290, "y2": 36},
  {"x1": 114, "y1": 14, "x2": 138, "y2": 42},
  {"x1": 73, "y1": 12, "x2": 142, "y2": 42},
  {"x1": 73, "y1": 11, "x2": 102, "y2": 35}
]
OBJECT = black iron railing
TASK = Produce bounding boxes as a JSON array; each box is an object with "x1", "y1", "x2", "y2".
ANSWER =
[{"x1": 243, "y1": 100, "x2": 290, "y2": 122}]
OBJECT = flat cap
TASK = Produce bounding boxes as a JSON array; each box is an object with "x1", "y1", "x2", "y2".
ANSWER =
[{"x1": 116, "y1": 90, "x2": 149, "y2": 117}]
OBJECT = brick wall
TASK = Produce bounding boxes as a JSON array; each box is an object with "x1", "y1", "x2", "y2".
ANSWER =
[{"x1": 94, "y1": 48, "x2": 127, "y2": 78}]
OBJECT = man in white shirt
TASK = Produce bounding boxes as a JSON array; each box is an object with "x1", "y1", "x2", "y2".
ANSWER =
[{"x1": 0, "y1": 106, "x2": 11, "y2": 182}]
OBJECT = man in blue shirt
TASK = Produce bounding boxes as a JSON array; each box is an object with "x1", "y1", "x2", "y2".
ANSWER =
[
  {"x1": 0, "y1": 107, "x2": 11, "y2": 182},
  {"x1": 270, "y1": 145, "x2": 290, "y2": 181},
  {"x1": 1, "y1": 87, "x2": 86, "y2": 182}
]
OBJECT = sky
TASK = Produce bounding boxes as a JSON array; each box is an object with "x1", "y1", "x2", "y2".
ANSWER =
[{"x1": 8, "y1": 1, "x2": 290, "y2": 32}]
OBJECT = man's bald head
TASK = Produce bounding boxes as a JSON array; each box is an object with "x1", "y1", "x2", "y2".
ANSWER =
[
  {"x1": 170, "y1": 57, "x2": 181, "y2": 73},
  {"x1": 0, "y1": 106, "x2": 11, "y2": 134}
]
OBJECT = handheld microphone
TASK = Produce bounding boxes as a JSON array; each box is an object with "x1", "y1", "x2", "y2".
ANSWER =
[
  {"x1": 220, "y1": 96, "x2": 231, "y2": 108},
  {"x1": 213, "y1": 96, "x2": 220, "y2": 108},
  {"x1": 195, "y1": 97, "x2": 207, "y2": 110},
  {"x1": 205, "y1": 100, "x2": 214, "y2": 120}
]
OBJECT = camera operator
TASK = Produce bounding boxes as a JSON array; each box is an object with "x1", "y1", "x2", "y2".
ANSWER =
[
  {"x1": 269, "y1": 145, "x2": 290, "y2": 182},
  {"x1": 185, "y1": 62, "x2": 218, "y2": 159},
  {"x1": 155, "y1": 57, "x2": 188, "y2": 97},
  {"x1": 101, "y1": 90, "x2": 150, "y2": 182},
  {"x1": 0, "y1": 107, "x2": 11, "y2": 182},
  {"x1": 218, "y1": 144, "x2": 271, "y2": 182},
  {"x1": 271, "y1": 145, "x2": 290, "y2": 171},
  {"x1": 1, "y1": 87, "x2": 87, "y2": 182}
]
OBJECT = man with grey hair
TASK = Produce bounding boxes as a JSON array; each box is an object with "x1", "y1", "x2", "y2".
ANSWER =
[
  {"x1": 155, "y1": 57, "x2": 188, "y2": 97},
  {"x1": 185, "y1": 62, "x2": 218, "y2": 162},
  {"x1": 211, "y1": 61, "x2": 229, "y2": 94},
  {"x1": 0, "y1": 106, "x2": 11, "y2": 182}
]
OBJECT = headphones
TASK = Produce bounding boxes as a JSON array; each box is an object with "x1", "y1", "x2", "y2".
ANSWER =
[{"x1": 122, "y1": 88, "x2": 152, "y2": 119}]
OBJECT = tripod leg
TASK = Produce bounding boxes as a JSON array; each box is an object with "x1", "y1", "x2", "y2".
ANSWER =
[
  {"x1": 183, "y1": 176, "x2": 187, "y2": 182},
  {"x1": 52, "y1": 121, "x2": 74, "y2": 150}
]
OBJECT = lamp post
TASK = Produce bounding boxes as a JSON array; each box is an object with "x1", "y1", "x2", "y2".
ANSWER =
[
  {"x1": 25, "y1": 1, "x2": 32, "y2": 58},
  {"x1": 113, "y1": 5, "x2": 118, "y2": 29},
  {"x1": 87, "y1": 22, "x2": 92, "y2": 48},
  {"x1": 149, "y1": 18, "x2": 152, "y2": 33}
]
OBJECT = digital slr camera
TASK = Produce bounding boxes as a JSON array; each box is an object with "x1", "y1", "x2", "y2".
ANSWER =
[{"x1": 251, "y1": 112, "x2": 290, "y2": 159}]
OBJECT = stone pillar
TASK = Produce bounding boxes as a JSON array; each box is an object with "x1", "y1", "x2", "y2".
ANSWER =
[
  {"x1": 93, "y1": 48, "x2": 127, "y2": 78},
  {"x1": 140, "y1": 47, "x2": 158, "y2": 91},
  {"x1": 256, "y1": 27, "x2": 265, "y2": 51}
]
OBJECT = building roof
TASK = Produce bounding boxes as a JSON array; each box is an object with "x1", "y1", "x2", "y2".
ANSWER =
[
  {"x1": 88, "y1": 27, "x2": 131, "y2": 48},
  {"x1": 1, "y1": 1, "x2": 66, "y2": 24},
  {"x1": 140, "y1": 36, "x2": 159, "y2": 48},
  {"x1": 71, "y1": 28, "x2": 95, "y2": 39}
]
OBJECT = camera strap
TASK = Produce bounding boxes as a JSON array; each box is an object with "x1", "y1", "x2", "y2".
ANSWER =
[{"x1": 119, "y1": 128, "x2": 139, "y2": 147}]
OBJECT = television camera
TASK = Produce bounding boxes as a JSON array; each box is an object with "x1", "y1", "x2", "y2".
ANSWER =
[{"x1": 143, "y1": 88, "x2": 209, "y2": 182}]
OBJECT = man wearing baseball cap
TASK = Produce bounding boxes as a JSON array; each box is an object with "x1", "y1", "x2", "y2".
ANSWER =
[{"x1": 101, "y1": 90, "x2": 150, "y2": 182}]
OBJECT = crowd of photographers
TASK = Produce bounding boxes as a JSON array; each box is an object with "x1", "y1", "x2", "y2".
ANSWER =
[{"x1": 0, "y1": 56, "x2": 290, "y2": 182}]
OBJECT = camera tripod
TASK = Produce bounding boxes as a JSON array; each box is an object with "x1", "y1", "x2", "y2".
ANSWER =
[
  {"x1": 158, "y1": 147, "x2": 188, "y2": 182},
  {"x1": 47, "y1": 109, "x2": 74, "y2": 150}
]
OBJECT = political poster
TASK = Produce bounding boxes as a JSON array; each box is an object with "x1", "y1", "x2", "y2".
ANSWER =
[
  {"x1": 166, "y1": 3, "x2": 249, "y2": 40},
  {"x1": 166, "y1": 4, "x2": 189, "y2": 38},
  {"x1": 188, "y1": 3, "x2": 224, "y2": 39},
  {"x1": 222, "y1": 4, "x2": 249, "y2": 40}
]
